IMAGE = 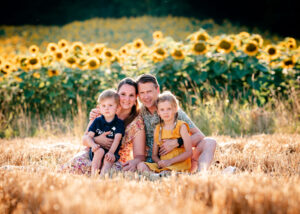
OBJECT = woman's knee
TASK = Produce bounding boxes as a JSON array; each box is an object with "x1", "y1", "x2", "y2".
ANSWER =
[{"x1": 204, "y1": 138, "x2": 217, "y2": 151}]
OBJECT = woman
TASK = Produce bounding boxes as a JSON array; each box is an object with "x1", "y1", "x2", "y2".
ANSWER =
[{"x1": 62, "y1": 78, "x2": 145, "y2": 174}]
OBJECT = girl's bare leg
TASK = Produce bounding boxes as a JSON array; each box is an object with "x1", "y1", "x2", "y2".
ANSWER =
[{"x1": 91, "y1": 148, "x2": 105, "y2": 175}]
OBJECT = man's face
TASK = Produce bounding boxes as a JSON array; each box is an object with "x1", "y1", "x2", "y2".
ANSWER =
[{"x1": 138, "y1": 82, "x2": 159, "y2": 109}]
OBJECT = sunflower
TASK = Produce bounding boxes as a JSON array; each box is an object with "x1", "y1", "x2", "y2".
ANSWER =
[
  {"x1": 152, "y1": 54, "x2": 164, "y2": 63},
  {"x1": 77, "y1": 57, "x2": 87, "y2": 69},
  {"x1": 91, "y1": 44, "x2": 105, "y2": 56},
  {"x1": 153, "y1": 31, "x2": 163, "y2": 40},
  {"x1": 103, "y1": 48, "x2": 115, "y2": 61},
  {"x1": 65, "y1": 55, "x2": 77, "y2": 68},
  {"x1": 2, "y1": 62, "x2": 13, "y2": 76},
  {"x1": 14, "y1": 76, "x2": 23, "y2": 82},
  {"x1": 217, "y1": 38, "x2": 234, "y2": 53},
  {"x1": 41, "y1": 55, "x2": 54, "y2": 67},
  {"x1": 285, "y1": 37, "x2": 297, "y2": 47},
  {"x1": 238, "y1": 32, "x2": 250, "y2": 39},
  {"x1": 265, "y1": 45, "x2": 279, "y2": 60},
  {"x1": 243, "y1": 42, "x2": 259, "y2": 56},
  {"x1": 119, "y1": 46, "x2": 129, "y2": 56},
  {"x1": 192, "y1": 31, "x2": 210, "y2": 42},
  {"x1": 32, "y1": 72, "x2": 40, "y2": 79},
  {"x1": 154, "y1": 47, "x2": 168, "y2": 58},
  {"x1": 192, "y1": 42, "x2": 208, "y2": 55},
  {"x1": 53, "y1": 51, "x2": 65, "y2": 61},
  {"x1": 58, "y1": 39, "x2": 69, "y2": 49},
  {"x1": 282, "y1": 56, "x2": 295, "y2": 69},
  {"x1": 48, "y1": 69, "x2": 60, "y2": 77},
  {"x1": 27, "y1": 56, "x2": 41, "y2": 70},
  {"x1": 47, "y1": 43, "x2": 59, "y2": 53},
  {"x1": 29, "y1": 45, "x2": 39, "y2": 55},
  {"x1": 0, "y1": 77, "x2": 3, "y2": 82},
  {"x1": 286, "y1": 39, "x2": 297, "y2": 50},
  {"x1": 63, "y1": 47, "x2": 70, "y2": 54},
  {"x1": 133, "y1": 39, "x2": 145, "y2": 50},
  {"x1": 71, "y1": 42, "x2": 84, "y2": 53},
  {"x1": 251, "y1": 34, "x2": 264, "y2": 48},
  {"x1": 86, "y1": 57, "x2": 100, "y2": 70},
  {"x1": 0, "y1": 56, "x2": 4, "y2": 67},
  {"x1": 171, "y1": 48, "x2": 185, "y2": 60}
]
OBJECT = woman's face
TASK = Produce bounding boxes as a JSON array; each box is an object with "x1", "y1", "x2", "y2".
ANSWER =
[{"x1": 118, "y1": 84, "x2": 137, "y2": 110}]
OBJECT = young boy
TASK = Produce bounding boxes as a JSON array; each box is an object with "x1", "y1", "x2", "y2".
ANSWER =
[{"x1": 82, "y1": 89, "x2": 125, "y2": 176}]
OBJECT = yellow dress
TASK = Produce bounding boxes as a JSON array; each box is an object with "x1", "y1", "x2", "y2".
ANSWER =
[{"x1": 145, "y1": 120, "x2": 191, "y2": 172}]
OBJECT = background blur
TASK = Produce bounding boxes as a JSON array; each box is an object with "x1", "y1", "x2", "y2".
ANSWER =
[{"x1": 1, "y1": 0, "x2": 299, "y2": 38}]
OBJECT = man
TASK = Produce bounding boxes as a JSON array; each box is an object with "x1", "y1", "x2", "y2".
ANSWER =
[{"x1": 136, "y1": 74, "x2": 216, "y2": 172}]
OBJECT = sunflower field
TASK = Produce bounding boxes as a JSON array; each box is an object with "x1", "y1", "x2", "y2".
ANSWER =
[{"x1": 0, "y1": 17, "x2": 299, "y2": 137}]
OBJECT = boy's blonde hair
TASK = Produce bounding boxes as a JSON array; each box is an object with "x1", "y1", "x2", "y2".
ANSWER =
[
  {"x1": 97, "y1": 89, "x2": 120, "y2": 105},
  {"x1": 157, "y1": 91, "x2": 179, "y2": 110}
]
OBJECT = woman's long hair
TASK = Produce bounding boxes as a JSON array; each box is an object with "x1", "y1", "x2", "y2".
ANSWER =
[{"x1": 117, "y1": 77, "x2": 139, "y2": 128}]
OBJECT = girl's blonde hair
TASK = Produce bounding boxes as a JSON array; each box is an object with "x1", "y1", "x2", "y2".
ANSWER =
[
  {"x1": 157, "y1": 91, "x2": 179, "y2": 110},
  {"x1": 157, "y1": 91, "x2": 179, "y2": 141}
]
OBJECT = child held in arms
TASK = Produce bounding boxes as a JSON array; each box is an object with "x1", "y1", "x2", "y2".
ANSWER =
[{"x1": 82, "y1": 89, "x2": 125, "y2": 176}]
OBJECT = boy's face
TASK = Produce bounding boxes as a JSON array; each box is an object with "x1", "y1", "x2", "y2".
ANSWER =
[
  {"x1": 138, "y1": 82, "x2": 159, "y2": 109},
  {"x1": 99, "y1": 98, "x2": 118, "y2": 119}
]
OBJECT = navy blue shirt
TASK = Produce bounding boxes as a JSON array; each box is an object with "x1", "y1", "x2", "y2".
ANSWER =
[{"x1": 88, "y1": 115, "x2": 125, "y2": 161}]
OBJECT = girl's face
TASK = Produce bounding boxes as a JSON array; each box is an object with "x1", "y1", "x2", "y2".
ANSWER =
[
  {"x1": 157, "y1": 101, "x2": 177, "y2": 123},
  {"x1": 118, "y1": 84, "x2": 137, "y2": 110}
]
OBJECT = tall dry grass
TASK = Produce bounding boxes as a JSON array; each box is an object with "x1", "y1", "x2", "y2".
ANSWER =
[{"x1": 0, "y1": 134, "x2": 300, "y2": 213}]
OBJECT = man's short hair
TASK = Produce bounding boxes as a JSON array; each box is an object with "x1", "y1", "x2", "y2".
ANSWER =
[
  {"x1": 97, "y1": 89, "x2": 120, "y2": 104},
  {"x1": 136, "y1": 74, "x2": 159, "y2": 88}
]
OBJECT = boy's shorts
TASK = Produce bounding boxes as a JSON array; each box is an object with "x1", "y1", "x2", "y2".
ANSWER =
[{"x1": 89, "y1": 148, "x2": 120, "y2": 162}]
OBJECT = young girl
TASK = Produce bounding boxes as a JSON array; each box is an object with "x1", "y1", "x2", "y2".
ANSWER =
[{"x1": 137, "y1": 91, "x2": 192, "y2": 173}]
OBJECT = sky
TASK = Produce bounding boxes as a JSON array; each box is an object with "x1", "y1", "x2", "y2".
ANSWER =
[{"x1": 1, "y1": 0, "x2": 299, "y2": 38}]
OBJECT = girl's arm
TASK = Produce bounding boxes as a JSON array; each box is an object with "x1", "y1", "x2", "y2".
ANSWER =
[
  {"x1": 167, "y1": 124, "x2": 192, "y2": 165},
  {"x1": 152, "y1": 140, "x2": 161, "y2": 164}
]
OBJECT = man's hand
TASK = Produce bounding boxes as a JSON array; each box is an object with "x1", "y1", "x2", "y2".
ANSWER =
[
  {"x1": 89, "y1": 108, "x2": 101, "y2": 121},
  {"x1": 159, "y1": 139, "x2": 179, "y2": 156},
  {"x1": 105, "y1": 152, "x2": 115, "y2": 163},
  {"x1": 122, "y1": 159, "x2": 140, "y2": 172},
  {"x1": 158, "y1": 160, "x2": 172, "y2": 168},
  {"x1": 94, "y1": 131, "x2": 113, "y2": 150},
  {"x1": 91, "y1": 143, "x2": 100, "y2": 152}
]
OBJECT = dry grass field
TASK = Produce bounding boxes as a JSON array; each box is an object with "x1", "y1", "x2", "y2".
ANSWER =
[{"x1": 1, "y1": 134, "x2": 300, "y2": 214}]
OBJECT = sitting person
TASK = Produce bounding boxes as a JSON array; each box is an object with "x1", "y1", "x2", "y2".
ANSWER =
[
  {"x1": 83, "y1": 89, "x2": 124, "y2": 176},
  {"x1": 137, "y1": 91, "x2": 192, "y2": 173},
  {"x1": 62, "y1": 78, "x2": 145, "y2": 174}
]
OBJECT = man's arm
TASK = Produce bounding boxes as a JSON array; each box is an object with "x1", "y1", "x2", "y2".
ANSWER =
[{"x1": 159, "y1": 109, "x2": 205, "y2": 155}]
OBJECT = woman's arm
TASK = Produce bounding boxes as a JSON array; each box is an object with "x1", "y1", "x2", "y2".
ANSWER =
[{"x1": 122, "y1": 129, "x2": 146, "y2": 171}]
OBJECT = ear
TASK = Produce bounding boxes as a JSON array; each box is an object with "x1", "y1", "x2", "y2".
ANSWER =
[{"x1": 157, "y1": 87, "x2": 160, "y2": 94}]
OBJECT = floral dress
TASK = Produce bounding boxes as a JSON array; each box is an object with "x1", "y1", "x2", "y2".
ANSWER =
[{"x1": 61, "y1": 113, "x2": 145, "y2": 175}]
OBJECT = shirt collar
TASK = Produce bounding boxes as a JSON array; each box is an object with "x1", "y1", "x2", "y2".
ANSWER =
[{"x1": 100, "y1": 114, "x2": 118, "y2": 125}]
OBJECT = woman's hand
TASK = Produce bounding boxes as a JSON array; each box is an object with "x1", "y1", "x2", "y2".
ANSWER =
[
  {"x1": 105, "y1": 152, "x2": 115, "y2": 163},
  {"x1": 158, "y1": 160, "x2": 172, "y2": 168},
  {"x1": 89, "y1": 108, "x2": 101, "y2": 121},
  {"x1": 122, "y1": 159, "x2": 140, "y2": 172},
  {"x1": 159, "y1": 139, "x2": 178, "y2": 156},
  {"x1": 94, "y1": 132, "x2": 113, "y2": 150}
]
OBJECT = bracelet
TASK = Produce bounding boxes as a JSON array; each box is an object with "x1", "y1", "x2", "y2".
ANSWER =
[{"x1": 177, "y1": 138, "x2": 184, "y2": 148}]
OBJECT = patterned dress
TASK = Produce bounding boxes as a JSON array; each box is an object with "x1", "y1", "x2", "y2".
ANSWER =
[
  {"x1": 61, "y1": 113, "x2": 145, "y2": 175},
  {"x1": 145, "y1": 120, "x2": 191, "y2": 172}
]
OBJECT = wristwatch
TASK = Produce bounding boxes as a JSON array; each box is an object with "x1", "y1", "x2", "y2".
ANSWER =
[{"x1": 177, "y1": 137, "x2": 183, "y2": 148}]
